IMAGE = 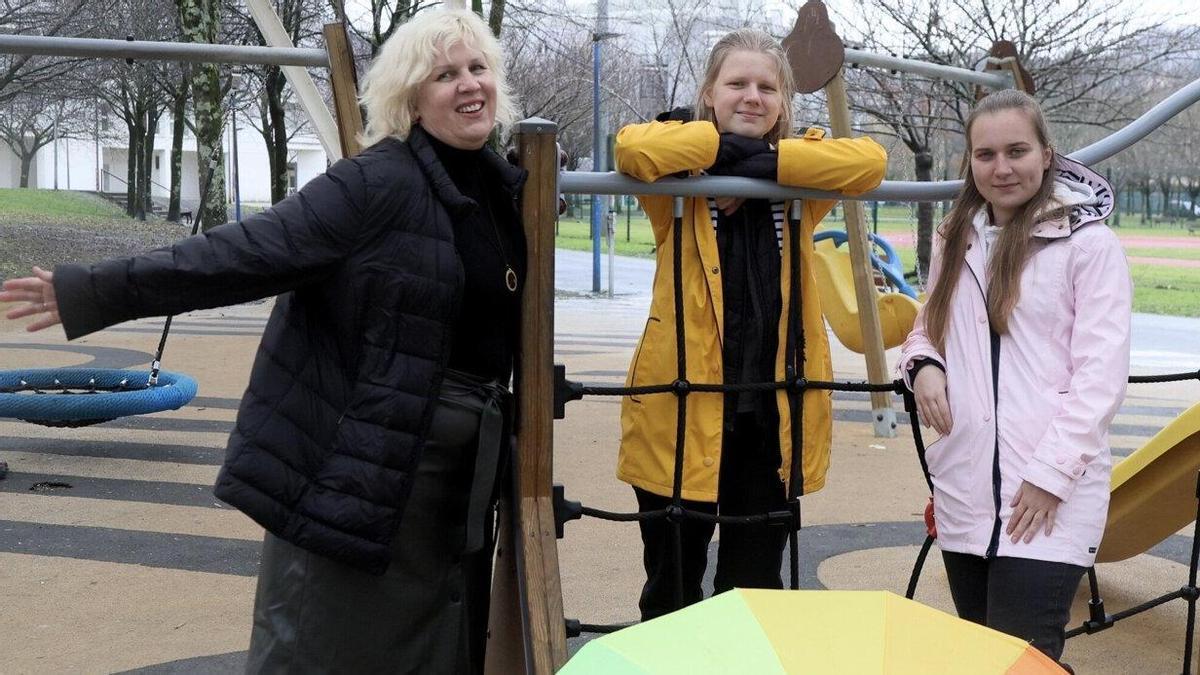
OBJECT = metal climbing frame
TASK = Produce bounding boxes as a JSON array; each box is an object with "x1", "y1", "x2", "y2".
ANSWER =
[{"x1": 544, "y1": 75, "x2": 1200, "y2": 670}]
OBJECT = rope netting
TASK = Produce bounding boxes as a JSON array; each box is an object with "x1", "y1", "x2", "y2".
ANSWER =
[{"x1": 550, "y1": 196, "x2": 1200, "y2": 636}]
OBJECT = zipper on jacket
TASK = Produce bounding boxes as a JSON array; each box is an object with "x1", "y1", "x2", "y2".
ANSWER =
[
  {"x1": 984, "y1": 327, "x2": 1003, "y2": 559},
  {"x1": 966, "y1": 255, "x2": 1004, "y2": 560}
]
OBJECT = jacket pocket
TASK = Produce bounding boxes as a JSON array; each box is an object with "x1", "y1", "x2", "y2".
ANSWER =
[
  {"x1": 627, "y1": 317, "x2": 662, "y2": 404},
  {"x1": 922, "y1": 436, "x2": 947, "y2": 476}
]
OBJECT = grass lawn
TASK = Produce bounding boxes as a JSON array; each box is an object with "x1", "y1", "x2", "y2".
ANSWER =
[
  {"x1": 1125, "y1": 247, "x2": 1200, "y2": 261},
  {"x1": 0, "y1": 188, "x2": 182, "y2": 282},
  {"x1": 0, "y1": 187, "x2": 127, "y2": 223},
  {"x1": 1131, "y1": 265, "x2": 1200, "y2": 317}
]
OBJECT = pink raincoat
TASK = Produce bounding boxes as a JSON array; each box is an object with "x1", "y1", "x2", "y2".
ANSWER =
[{"x1": 898, "y1": 157, "x2": 1131, "y2": 567}]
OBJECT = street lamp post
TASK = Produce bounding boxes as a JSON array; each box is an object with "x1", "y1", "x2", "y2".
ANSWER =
[
  {"x1": 229, "y1": 72, "x2": 243, "y2": 222},
  {"x1": 590, "y1": 0, "x2": 619, "y2": 294}
]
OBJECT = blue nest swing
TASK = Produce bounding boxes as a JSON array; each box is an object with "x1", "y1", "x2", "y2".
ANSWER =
[{"x1": 0, "y1": 367, "x2": 198, "y2": 427}]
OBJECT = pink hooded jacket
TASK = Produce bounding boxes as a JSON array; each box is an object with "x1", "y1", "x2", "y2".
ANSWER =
[{"x1": 898, "y1": 157, "x2": 1131, "y2": 567}]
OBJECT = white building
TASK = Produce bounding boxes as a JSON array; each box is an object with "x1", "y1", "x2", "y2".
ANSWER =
[{"x1": 0, "y1": 105, "x2": 329, "y2": 209}]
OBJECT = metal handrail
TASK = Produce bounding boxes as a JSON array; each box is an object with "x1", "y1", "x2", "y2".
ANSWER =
[
  {"x1": 99, "y1": 168, "x2": 172, "y2": 195},
  {"x1": 559, "y1": 75, "x2": 1200, "y2": 202}
]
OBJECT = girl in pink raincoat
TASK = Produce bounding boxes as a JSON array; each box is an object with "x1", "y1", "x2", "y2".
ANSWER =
[{"x1": 898, "y1": 89, "x2": 1131, "y2": 668}]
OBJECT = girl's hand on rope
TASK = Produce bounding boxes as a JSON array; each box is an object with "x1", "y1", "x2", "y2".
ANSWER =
[
  {"x1": 1007, "y1": 481, "x2": 1061, "y2": 544},
  {"x1": 0, "y1": 266, "x2": 61, "y2": 332},
  {"x1": 912, "y1": 365, "x2": 952, "y2": 435}
]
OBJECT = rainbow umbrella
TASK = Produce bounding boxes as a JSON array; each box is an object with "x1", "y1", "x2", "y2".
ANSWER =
[{"x1": 561, "y1": 589, "x2": 1064, "y2": 674}]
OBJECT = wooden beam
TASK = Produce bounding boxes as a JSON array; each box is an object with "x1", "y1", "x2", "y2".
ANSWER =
[
  {"x1": 825, "y1": 71, "x2": 897, "y2": 437},
  {"x1": 322, "y1": 23, "x2": 363, "y2": 157},
  {"x1": 244, "y1": 0, "x2": 342, "y2": 160},
  {"x1": 486, "y1": 117, "x2": 567, "y2": 674}
]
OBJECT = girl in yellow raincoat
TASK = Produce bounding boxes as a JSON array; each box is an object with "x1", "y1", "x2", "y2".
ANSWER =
[{"x1": 614, "y1": 28, "x2": 886, "y2": 620}]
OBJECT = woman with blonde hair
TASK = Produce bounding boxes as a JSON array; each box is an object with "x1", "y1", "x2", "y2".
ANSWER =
[
  {"x1": 3, "y1": 8, "x2": 522, "y2": 672},
  {"x1": 613, "y1": 28, "x2": 886, "y2": 620},
  {"x1": 899, "y1": 89, "x2": 1130, "y2": 667}
]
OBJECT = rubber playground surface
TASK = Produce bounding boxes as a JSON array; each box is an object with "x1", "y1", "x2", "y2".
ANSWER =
[{"x1": 1, "y1": 249, "x2": 1198, "y2": 673}]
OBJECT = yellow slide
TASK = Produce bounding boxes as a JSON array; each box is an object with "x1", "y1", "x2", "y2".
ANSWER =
[
  {"x1": 1097, "y1": 401, "x2": 1200, "y2": 563},
  {"x1": 812, "y1": 238, "x2": 922, "y2": 353}
]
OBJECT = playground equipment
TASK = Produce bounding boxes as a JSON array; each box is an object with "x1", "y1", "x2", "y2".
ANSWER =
[
  {"x1": 6, "y1": 0, "x2": 1200, "y2": 671},
  {"x1": 1098, "y1": 400, "x2": 1200, "y2": 563},
  {"x1": 812, "y1": 230, "x2": 921, "y2": 354}
]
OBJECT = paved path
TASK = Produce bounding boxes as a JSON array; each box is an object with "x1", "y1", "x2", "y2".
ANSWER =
[{"x1": 0, "y1": 249, "x2": 1196, "y2": 673}]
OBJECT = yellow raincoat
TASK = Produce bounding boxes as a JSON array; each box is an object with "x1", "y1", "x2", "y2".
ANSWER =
[{"x1": 615, "y1": 120, "x2": 886, "y2": 501}]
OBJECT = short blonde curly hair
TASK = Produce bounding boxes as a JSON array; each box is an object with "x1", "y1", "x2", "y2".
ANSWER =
[{"x1": 358, "y1": 9, "x2": 517, "y2": 147}]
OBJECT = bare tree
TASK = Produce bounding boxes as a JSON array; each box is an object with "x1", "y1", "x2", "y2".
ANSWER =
[
  {"x1": 0, "y1": 0, "x2": 100, "y2": 104},
  {"x1": 0, "y1": 92, "x2": 91, "y2": 187},
  {"x1": 835, "y1": 0, "x2": 1200, "y2": 275}
]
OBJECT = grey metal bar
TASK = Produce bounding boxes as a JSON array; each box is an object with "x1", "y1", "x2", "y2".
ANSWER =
[
  {"x1": 844, "y1": 48, "x2": 1010, "y2": 90},
  {"x1": 1069, "y1": 75, "x2": 1200, "y2": 165},
  {"x1": 559, "y1": 170, "x2": 962, "y2": 202},
  {"x1": 562, "y1": 74, "x2": 1200, "y2": 203},
  {"x1": 0, "y1": 34, "x2": 328, "y2": 68}
]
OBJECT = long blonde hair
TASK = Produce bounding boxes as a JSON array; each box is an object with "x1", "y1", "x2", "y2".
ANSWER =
[
  {"x1": 358, "y1": 9, "x2": 517, "y2": 146},
  {"x1": 693, "y1": 28, "x2": 795, "y2": 144},
  {"x1": 923, "y1": 89, "x2": 1062, "y2": 352}
]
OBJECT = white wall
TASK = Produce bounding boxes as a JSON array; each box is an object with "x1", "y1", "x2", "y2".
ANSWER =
[
  {"x1": 5, "y1": 115, "x2": 331, "y2": 204},
  {"x1": 295, "y1": 146, "x2": 328, "y2": 191},
  {"x1": 0, "y1": 144, "x2": 21, "y2": 188}
]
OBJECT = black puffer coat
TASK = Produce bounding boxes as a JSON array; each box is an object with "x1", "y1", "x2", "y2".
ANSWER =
[{"x1": 54, "y1": 126, "x2": 527, "y2": 574}]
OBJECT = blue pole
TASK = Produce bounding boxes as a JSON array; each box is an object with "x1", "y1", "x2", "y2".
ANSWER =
[{"x1": 590, "y1": 37, "x2": 602, "y2": 293}]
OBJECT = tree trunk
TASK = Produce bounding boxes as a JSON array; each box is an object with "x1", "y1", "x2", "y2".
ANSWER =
[
  {"x1": 1141, "y1": 184, "x2": 1152, "y2": 224},
  {"x1": 1158, "y1": 177, "x2": 1172, "y2": 223},
  {"x1": 177, "y1": 0, "x2": 228, "y2": 230},
  {"x1": 18, "y1": 151, "x2": 33, "y2": 188},
  {"x1": 167, "y1": 75, "x2": 188, "y2": 222},
  {"x1": 264, "y1": 67, "x2": 289, "y2": 204},
  {"x1": 487, "y1": 0, "x2": 505, "y2": 36},
  {"x1": 913, "y1": 149, "x2": 934, "y2": 278},
  {"x1": 127, "y1": 120, "x2": 142, "y2": 218}
]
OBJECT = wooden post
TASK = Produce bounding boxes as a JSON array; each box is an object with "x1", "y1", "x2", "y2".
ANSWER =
[
  {"x1": 323, "y1": 23, "x2": 363, "y2": 158},
  {"x1": 485, "y1": 117, "x2": 567, "y2": 674},
  {"x1": 825, "y1": 71, "x2": 897, "y2": 437}
]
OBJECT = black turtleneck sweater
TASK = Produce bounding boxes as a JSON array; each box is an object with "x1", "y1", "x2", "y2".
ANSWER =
[{"x1": 427, "y1": 131, "x2": 526, "y2": 383}]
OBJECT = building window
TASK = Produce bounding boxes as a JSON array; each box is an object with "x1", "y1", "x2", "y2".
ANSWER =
[
  {"x1": 287, "y1": 162, "x2": 298, "y2": 194},
  {"x1": 154, "y1": 155, "x2": 160, "y2": 170}
]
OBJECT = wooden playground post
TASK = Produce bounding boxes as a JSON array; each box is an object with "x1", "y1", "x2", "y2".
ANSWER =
[
  {"x1": 323, "y1": 23, "x2": 363, "y2": 158},
  {"x1": 824, "y1": 71, "x2": 896, "y2": 437},
  {"x1": 785, "y1": 0, "x2": 896, "y2": 436},
  {"x1": 485, "y1": 117, "x2": 568, "y2": 674}
]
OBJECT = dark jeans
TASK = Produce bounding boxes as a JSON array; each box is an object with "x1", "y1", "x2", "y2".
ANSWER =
[
  {"x1": 942, "y1": 551, "x2": 1086, "y2": 665},
  {"x1": 634, "y1": 411, "x2": 789, "y2": 621}
]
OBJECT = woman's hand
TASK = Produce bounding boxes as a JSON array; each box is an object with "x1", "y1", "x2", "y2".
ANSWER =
[
  {"x1": 0, "y1": 266, "x2": 61, "y2": 331},
  {"x1": 1007, "y1": 481, "x2": 1061, "y2": 544},
  {"x1": 912, "y1": 365, "x2": 952, "y2": 435},
  {"x1": 714, "y1": 196, "x2": 745, "y2": 215}
]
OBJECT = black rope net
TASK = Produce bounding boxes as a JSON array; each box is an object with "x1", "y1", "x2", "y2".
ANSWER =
[{"x1": 549, "y1": 196, "x2": 1200, "y2": 637}]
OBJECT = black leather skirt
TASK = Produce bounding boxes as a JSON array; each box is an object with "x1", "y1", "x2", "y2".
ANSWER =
[{"x1": 243, "y1": 370, "x2": 510, "y2": 674}]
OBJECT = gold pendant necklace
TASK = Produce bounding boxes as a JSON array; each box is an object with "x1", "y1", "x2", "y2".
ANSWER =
[{"x1": 481, "y1": 190, "x2": 518, "y2": 293}]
